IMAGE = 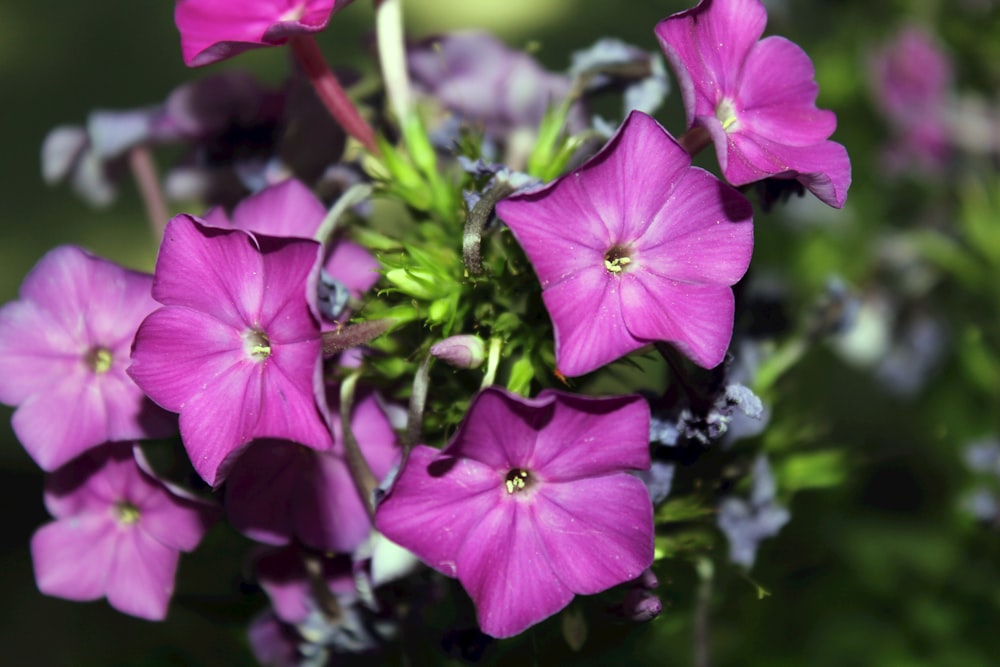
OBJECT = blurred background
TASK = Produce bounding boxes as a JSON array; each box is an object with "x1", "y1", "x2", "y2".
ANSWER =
[{"x1": 2, "y1": 0, "x2": 1000, "y2": 664}]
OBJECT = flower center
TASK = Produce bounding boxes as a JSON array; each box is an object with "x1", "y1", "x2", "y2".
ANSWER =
[
  {"x1": 244, "y1": 328, "x2": 272, "y2": 361},
  {"x1": 715, "y1": 98, "x2": 739, "y2": 132},
  {"x1": 504, "y1": 468, "x2": 531, "y2": 494},
  {"x1": 279, "y1": 2, "x2": 308, "y2": 22},
  {"x1": 85, "y1": 346, "x2": 113, "y2": 374},
  {"x1": 113, "y1": 500, "x2": 141, "y2": 525},
  {"x1": 604, "y1": 245, "x2": 634, "y2": 275}
]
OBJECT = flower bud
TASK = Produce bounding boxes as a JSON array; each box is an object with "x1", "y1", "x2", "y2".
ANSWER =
[
  {"x1": 430, "y1": 335, "x2": 487, "y2": 369},
  {"x1": 385, "y1": 267, "x2": 439, "y2": 300}
]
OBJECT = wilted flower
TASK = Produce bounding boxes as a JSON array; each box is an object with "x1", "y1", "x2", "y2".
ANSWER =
[
  {"x1": 496, "y1": 110, "x2": 753, "y2": 376},
  {"x1": 375, "y1": 386, "x2": 654, "y2": 638},
  {"x1": 655, "y1": 0, "x2": 851, "y2": 208}
]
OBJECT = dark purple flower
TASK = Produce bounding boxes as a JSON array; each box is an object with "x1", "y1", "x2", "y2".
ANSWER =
[
  {"x1": 0, "y1": 246, "x2": 174, "y2": 470},
  {"x1": 496, "y1": 110, "x2": 753, "y2": 376},
  {"x1": 408, "y1": 31, "x2": 585, "y2": 161},
  {"x1": 30, "y1": 443, "x2": 217, "y2": 620},
  {"x1": 175, "y1": 0, "x2": 356, "y2": 67},
  {"x1": 225, "y1": 391, "x2": 400, "y2": 553},
  {"x1": 129, "y1": 216, "x2": 332, "y2": 486},
  {"x1": 375, "y1": 386, "x2": 654, "y2": 638},
  {"x1": 655, "y1": 0, "x2": 851, "y2": 208},
  {"x1": 253, "y1": 546, "x2": 356, "y2": 624}
]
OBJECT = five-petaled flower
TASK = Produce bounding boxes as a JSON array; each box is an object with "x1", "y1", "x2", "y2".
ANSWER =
[
  {"x1": 175, "y1": 0, "x2": 355, "y2": 67},
  {"x1": 375, "y1": 386, "x2": 654, "y2": 638},
  {"x1": 0, "y1": 246, "x2": 175, "y2": 471},
  {"x1": 496, "y1": 110, "x2": 753, "y2": 377},
  {"x1": 225, "y1": 390, "x2": 400, "y2": 554},
  {"x1": 129, "y1": 215, "x2": 333, "y2": 487},
  {"x1": 30, "y1": 443, "x2": 218, "y2": 620},
  {"x1": 655, "y1": 0, "x2": 851, "y2": 208}
]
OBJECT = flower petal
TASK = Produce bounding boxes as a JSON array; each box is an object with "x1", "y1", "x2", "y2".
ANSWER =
[
  {"x1": 543, "y1": 267, "x2": 644, "y2": 377},
  {"x1": 130, "y1": 306, "x2": 246, "y2": 413},
  {"x1": 229, "y1": 178, "x2": 326, "y2": 238},
  {"x1": 31, "y1": 516, "x2": 116, "y2": 602},
  {"x1": 153, "y1": 215, "x2": 265, "y2": 330},
  {"x1": 446, "y1": 388, "x2": 554, "y2": 469},
  {"x1": 374, "y1": 445, "x2": 498, "y2": 577},
  {"x1": 639, "y1": 167, "x2": 754, "y2": 285},
  {"x1": 226, "y1": 439, "x2": 302, "y2": 546},
  {"x1": 12, "y1": 368, "x2": 112, "y2": 471},
  {"x1": 620, "y1": 277, "x2": 737, "y2": 369},
  {"x1": 295, "y1": 450, "x2": 371, "y2": 553},
  {"x1": 105, "y1": 528, "x2": 179, "y2": 620},
  {"x1": 655, "y1": 0, "x2": 768, "y2": 122},
  {"x1": 728, "y1": 134, "x2": 851, "y2": 208},
  {"x1": 738, "y1": 36, "x2": 837, "y2": 146},
  {"x1": 534, "y1": 474, "x2": 654, "y2": 594},
  {"x1": 457, "y1": 503, "x2": 571, "y2": 638},
  {"x1": 530, "y1": 392, "x2": 650, "y2": 481}
]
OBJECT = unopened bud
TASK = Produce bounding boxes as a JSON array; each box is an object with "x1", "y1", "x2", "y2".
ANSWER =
[
  {"x1": 385, "y1": 267, "x2": 438, "y2": 300},
  {"x1": 430, "y1": 335, "x2": 486, "y2": 369},
  {"x1": 620, "y1": 588, "x2": 662, "y2": 622}
]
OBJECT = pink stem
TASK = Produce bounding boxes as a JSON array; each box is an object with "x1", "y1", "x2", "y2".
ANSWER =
[
  {"x1": 289, "y1": 34, "x2": 379, "y2": 155},
  {"x1": 128, "y1": 147, "x2": 169, "y2": 238}
]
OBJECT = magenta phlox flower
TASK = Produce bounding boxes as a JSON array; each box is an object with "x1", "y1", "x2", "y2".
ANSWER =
[
  {"x1": 203, "y1": 179, "x2": 379, "y2": 324},
  {"x1": 496, "y1": 110, "x2": 753, "y2": 377},
  {"x1": 254, "y1": 545, "x2": 356, "y2": 623},
  {"x1": 0, "y1": 246, "x2": 175, "y2": 471},
  {"x1": 176, "y1": 0, "x2": 355, "y2": 67},
  {"x1": 655, "y1": 0, "x2": 851, "y2": 208},
  {"x1": 128, "y1": 215, "x2": 333, "y2": 486},
  {"x1": 248, "y1": 612, "x2": 301, "y2": 667},
  {"x1": 374, "y1": 386, "x2": 654, "y2": 638},
  {"x1": 870, "y1": 25, "x2": 953, "y2": 173},
  {"x1": 225, "y1": 390, "x2": 400, "y2": 553},
  {"x1": 30, "y1": 443, "x2": 218, "y2": 620}
]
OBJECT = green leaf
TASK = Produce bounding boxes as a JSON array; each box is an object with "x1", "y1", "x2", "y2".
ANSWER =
[
  {"x1": 775, "y1": 450, "x2": 847, "y2": 491},
  {"x1": 656, "y1": 495, "x2": 713, "y2": 523}
]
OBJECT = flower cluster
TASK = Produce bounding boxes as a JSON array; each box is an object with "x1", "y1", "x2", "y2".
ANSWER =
[{"x1": 7, "y1": 0, "x2": 855, "y2": 661}]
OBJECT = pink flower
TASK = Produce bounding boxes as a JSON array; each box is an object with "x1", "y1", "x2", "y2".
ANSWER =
[
  {"x1": 375, "y1": 387, "x2": 654, "y2": 638},
  {"x1": 202, "y1": 179, "x2": 380, "y2": 326},
  {"x1": 869, "y1": 25, "x2": 953, "y2": 173},
  {"x1": 30, "y1": 443, "x2": 217, "y2": 620},
  {"x1": 175, "y1": 0, "x2": 355, "y2": 67},
  {"x1": 128, "y1": 215, "x2": 332, "y2": 486},
  {"x1": 253, "y1": 545, "x2": 356, "y2": 623},
  {"x1": 225, "y1": 391, "x2": 400, "y2": 554},
  {"x1": 0, "y1": 246, "x2": 175, "y2": 470},
  {"x1": 495, "y1": 110, "x2": 753, "y2": 377},
  {"x1": 655, "y1": 0, "x2": 851, "y2": 208}
]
